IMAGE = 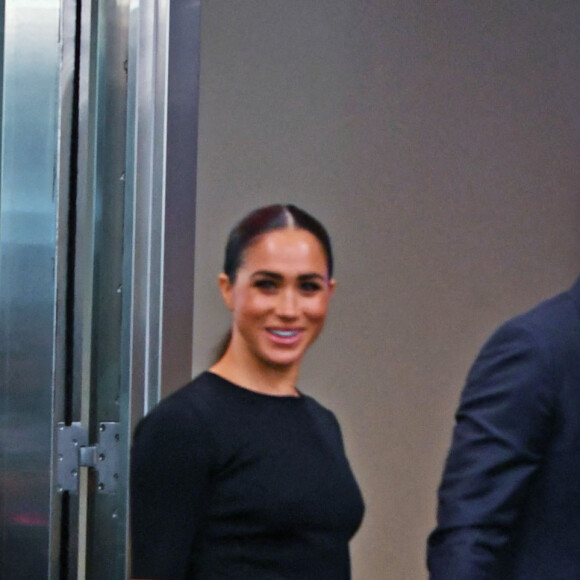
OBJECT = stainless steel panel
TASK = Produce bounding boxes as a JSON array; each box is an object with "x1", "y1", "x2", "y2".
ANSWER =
[
  {"x1": 123, "y1": 0, "x2": 200, "y2": 569},
  {"x1": 0, "y1": 0, "x2": 200, "y2": 577},
  {"x1": 0, "y1": 1, "x2": 62, "y2": 578},
  {"x1": 81, "y1": 1, "x2": 131, "y2": 578},
  {"x1": 52, "y1": 1, "x2": 80, "y2": 576},
  {"x1": 124, "y1": 0, "x2": 200, "y2": 409},
  {"x1": 125, "y1": 0, "x2": 171, "y2": 424}
]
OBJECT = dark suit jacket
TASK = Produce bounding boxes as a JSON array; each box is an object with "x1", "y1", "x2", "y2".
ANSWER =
[{"x1": 427, "y1": 276, "x2": 580, "y2": 579}]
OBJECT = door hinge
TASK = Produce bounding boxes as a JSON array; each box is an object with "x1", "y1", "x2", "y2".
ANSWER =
[{"x1": 56, "y1": 422, "x2": 120, "y2": 494}]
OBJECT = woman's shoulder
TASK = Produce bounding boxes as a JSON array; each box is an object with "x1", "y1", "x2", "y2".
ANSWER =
[
  {"x1": 131, "y1": 374, "x2": 222, "y2": 475},
  {"x1": 163, "y1": 370, "x2": 225, "y2": 405},
  {"x1": 300, "y1": 392, "x2": 342, "y2": 429},
  {"x1": 298, "y1": 388, "x2": 333, "y2": 413},
  {"x1": 134, "y1": 372, "x2": 224, "y2": 435}
]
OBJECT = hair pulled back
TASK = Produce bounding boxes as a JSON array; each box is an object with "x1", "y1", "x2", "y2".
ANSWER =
[{"x1": 223, "y1": 204, "x2": 333, "y2": 281}]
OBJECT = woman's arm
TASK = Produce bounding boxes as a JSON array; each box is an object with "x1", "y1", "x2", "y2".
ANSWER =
[{"x1": 131, "y1": 400, "x2": 214, "y2": 579}]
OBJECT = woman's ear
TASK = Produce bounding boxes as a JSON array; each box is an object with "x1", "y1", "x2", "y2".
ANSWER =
[
  {"x1": 218, "y1": 273, "x2": 234, "y2": 310},
  {"x1": 328, "y1": 278, "x2": 336, "y2": 299}
]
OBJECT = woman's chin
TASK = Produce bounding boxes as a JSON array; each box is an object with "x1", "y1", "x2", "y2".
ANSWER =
[{"x1": 258, "y1": 352, "x2": 302, "y2": 371}]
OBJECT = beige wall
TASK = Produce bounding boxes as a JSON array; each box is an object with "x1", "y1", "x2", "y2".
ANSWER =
[{"x1": 191, "y1": 2, "x2": 580, "y2": 578}]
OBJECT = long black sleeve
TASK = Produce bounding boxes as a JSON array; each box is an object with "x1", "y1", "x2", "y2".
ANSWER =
[{"x1": 131, "y1": 402, "x2": 215, "y2": 579}]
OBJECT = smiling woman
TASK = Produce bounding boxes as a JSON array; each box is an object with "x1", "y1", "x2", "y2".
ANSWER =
[
  {"x1": 130, "y1": 204, "x2": 364, "y2": 580},
  {"x1": 213, "y1": 227, "x2": 335, "y2": 394}
]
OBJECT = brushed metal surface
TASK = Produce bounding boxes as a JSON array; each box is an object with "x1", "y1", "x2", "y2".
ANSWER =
[
  {"x1": 0, "y1": 2, "x2": 61, "y2": 578},
  {"x1": 0, "y1": 1, "x2": 201, "y2": 577}
]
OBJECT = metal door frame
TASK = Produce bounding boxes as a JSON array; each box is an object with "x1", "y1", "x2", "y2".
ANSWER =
[{"x1": 0, "y1": 0, "x2": 201, "y2": 577}]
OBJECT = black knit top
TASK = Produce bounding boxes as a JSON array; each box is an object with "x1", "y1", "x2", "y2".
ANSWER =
[{"x1": 131, "y1": 371, "x2": 364, "y2": 579}]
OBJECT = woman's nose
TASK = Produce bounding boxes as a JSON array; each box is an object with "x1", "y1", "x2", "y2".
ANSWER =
[{"x1": 276, "y1": 288, "x2": 298, "y2": 318}]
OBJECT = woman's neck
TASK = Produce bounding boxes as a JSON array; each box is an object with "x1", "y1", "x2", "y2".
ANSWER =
[{"x1": 209, "y1": 348, "x2": 300, "y2": 397}]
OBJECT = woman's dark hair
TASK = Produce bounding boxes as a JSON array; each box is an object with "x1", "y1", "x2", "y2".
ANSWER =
[
  {"x1": 223, "y1": 204, "x2": 333, "y2": 282},
  {"x1": 213, "y1": 204, "x2": 334, "y2": 362}
]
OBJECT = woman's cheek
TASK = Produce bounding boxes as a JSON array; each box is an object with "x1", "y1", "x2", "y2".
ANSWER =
[
  {"x1": 245, "y1": 292, "x2": 272, "y2": 316},
  {"x1": 305, "y1": 298, "x2": 328, "y2": 321}
]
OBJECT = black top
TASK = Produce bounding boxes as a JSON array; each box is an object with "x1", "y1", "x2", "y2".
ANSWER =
[{"x1": 131, "y1": 371, "x2": 364, "y2": 579}]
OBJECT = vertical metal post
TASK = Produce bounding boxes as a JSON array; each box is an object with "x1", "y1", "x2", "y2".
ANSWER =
[
  {"x1": 124, "y1": 0, "x2": 201, "y2": 416},
  {"x1": 0, "y1": 2, "x2": 61, "y2": 578},
  {"x1": 124, "y1": 0, "x2": 170, "y2": 427},
  {"x1": 122, "y1": 0, "x2": 200, "y2": 570},
  {"x1": 81, "y1": 1, "x2": 131, "y2": 577}
]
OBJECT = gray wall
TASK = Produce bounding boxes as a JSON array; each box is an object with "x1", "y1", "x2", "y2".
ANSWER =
[{"x1": 191, "y1": 2, "x2": 580, "y2": 578}]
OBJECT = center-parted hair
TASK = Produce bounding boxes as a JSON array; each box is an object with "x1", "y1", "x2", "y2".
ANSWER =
[{"x1": 223, "y1": 204, "x2": 334, "y2": 282}]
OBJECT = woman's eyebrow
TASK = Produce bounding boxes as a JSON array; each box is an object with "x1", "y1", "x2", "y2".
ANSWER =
[
  {"x1": 250, "y1": 270, "x2": 283, "y2": 280},
  {"x1": 297, "y1": 273, "x2": 325, "y2": 281},
  {"x1": 250, "y1": 271, "x2": 326, "y2": 281}
]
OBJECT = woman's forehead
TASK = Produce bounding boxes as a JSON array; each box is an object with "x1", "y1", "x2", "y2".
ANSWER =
[{"x1": 241, "y1": 229, "x2": 328, "y2": 272}]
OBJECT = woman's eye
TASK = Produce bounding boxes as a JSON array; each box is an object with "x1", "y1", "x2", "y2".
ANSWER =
[
  {"x1": 300, "y1": 281, "x2": 322, "y2": 293},
  {"x1": 254, "y1": 279, "x2": 277, "y2": 290}
]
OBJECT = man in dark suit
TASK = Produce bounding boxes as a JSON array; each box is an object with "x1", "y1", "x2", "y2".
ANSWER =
[{"x1": 427, "y1": 276, "x2": 580, "y2": 579}]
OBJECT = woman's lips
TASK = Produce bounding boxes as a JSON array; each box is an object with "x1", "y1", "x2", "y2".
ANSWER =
[{"x1": 267, "y1": 328, "x2": 303, "y2": 344}]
